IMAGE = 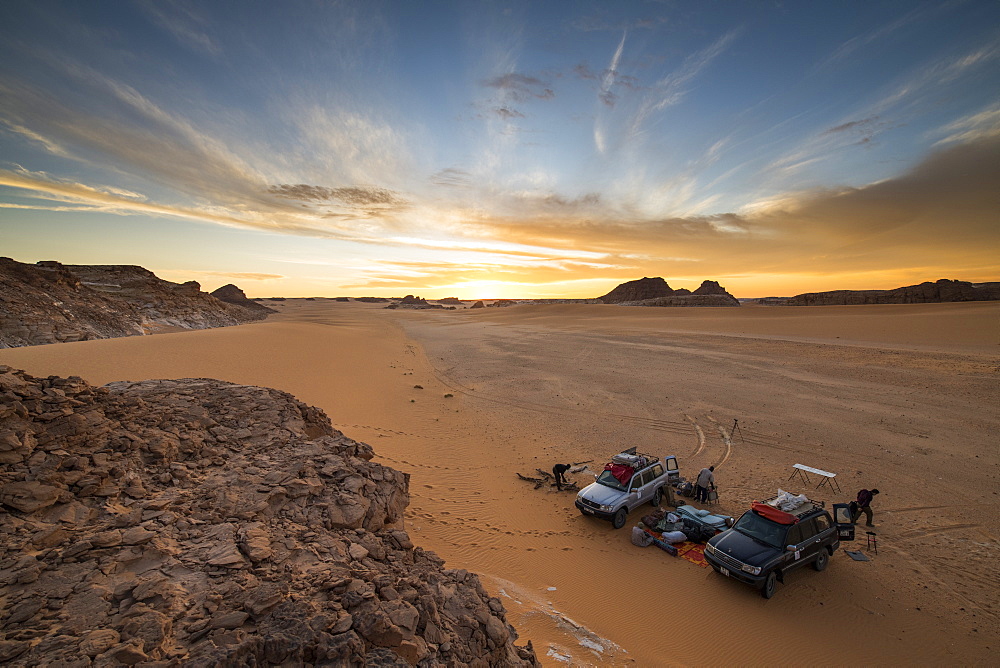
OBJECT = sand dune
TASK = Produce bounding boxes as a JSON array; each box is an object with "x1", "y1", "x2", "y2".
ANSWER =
[{"x1": 1, "y1": 300, "x2": 997, "y2": 666}]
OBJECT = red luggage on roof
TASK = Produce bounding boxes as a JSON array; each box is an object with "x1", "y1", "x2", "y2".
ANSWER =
[{"x1": 751, "y1": 501, "x2": 799, "y2": 524}]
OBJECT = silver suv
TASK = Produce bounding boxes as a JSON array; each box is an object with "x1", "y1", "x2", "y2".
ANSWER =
[{"x1": 575, "y1": 450, "x2": 679, "y2": 529}]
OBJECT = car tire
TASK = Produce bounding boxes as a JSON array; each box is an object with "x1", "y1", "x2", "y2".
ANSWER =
[
  {"x1": 761, "y1": 572, "x2": 777, "y2": 599},
  {"x1": 612, "y1": 508, "x2": 627, "y2": 529},
  {"x1": 651, "y1": 487, "x2": 662, "y2": 507},
  {"x1": 814, "y1": 548, "x2": 830, "y2": 571}
]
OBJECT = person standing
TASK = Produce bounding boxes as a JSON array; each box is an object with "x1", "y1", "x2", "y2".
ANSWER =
[
  {"x1": 853, "y1": 488, "x2": 880, "y2": 526},
  {"x1": 695, "y1": 466, "x2": 715, "y2": 503},
  {"x1": 552, "y1": 463, "x2": 572, "y2": 490}
]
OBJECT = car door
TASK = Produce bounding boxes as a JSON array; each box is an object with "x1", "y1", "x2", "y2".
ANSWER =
[
  {"x1": 783, "y1": 522, "x2": 807, "y2": 570},
  {"x1": 832, "y1": 503, "x2": 856, "y2": 540},
  {"x1": 628, "y1": 469, "x2": 649, "y2": 509},
  {"x1": 795, "y1": 518, "x2": 824, "y2": 567}
]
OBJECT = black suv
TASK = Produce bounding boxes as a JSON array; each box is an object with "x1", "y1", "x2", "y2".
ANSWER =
[{"x1": 704, "y1": 498, "x2": 855, "y2": 598}]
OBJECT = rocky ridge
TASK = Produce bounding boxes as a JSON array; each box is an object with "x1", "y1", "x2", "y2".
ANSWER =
[
  {"x1": 784, "y1": 279, "x2": 1000, "y2": 306},
  {"x1": 0, "y1": 259, "x2": 272, "y2": 349},
  {"x1": 600, "y1": 277, "x2": 739, "y2": 307},
  {"x1": 0, "y1": 367, "x2": 538, "y2": 666}
]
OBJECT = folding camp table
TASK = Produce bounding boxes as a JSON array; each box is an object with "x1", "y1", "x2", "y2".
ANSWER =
[{"x1": 788, "y1": 463, "x2": 841, "y2": 493}]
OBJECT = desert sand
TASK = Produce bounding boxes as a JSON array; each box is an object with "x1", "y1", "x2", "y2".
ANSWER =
[{"x1": 1, "y1": 300, "x2": 997, "y2": 666}]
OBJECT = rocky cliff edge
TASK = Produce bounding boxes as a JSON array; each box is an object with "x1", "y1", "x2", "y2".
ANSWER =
[
  {"x1": 0, "y1": 367, "x2": 538, "y2": 666},
  {"x1": 0, "y1": 259, "x2": 273, "y2": 348}
]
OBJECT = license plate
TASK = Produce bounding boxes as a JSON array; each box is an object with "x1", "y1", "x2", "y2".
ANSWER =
[{"x1": 720, "y1": 567, "x2": 730, "y2": 577}]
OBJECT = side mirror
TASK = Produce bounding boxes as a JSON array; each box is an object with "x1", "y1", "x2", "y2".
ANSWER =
[{"x1": 786, "y1": 545, "x2": 797, "y2": 552}]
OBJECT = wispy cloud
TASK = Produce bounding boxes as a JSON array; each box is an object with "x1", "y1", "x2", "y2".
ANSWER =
[
  {"x1": 599, "y1": 31, "x2": 627, "y2": 107},
  {"x1": 481, "y1": 73, "x2": 555, "y2": 102},
  {"x1": 628, "y1": 29, "x2": 739, "y2": 139},
  {"x1": 813, "y1": 4, "x2": 930, "y2": 72},
  {"x1": 138, "y1": 0, "x2": 221, "y2": 56},
  {"x1": 932, "y1": 103, "x2": 1000, "y2": 145},
  {"x1": 187, "y1": 270, "x2": 285, "y2": 281}
]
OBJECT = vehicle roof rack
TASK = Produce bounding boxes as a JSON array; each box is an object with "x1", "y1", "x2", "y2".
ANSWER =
[{"x1": 760, "y1": 495, "x2": 825, "y2": 519}]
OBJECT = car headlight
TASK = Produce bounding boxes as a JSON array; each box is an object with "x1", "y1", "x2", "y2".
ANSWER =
[
  {"x1": 705, "y1": 543, "x2": 717, "y2": 556},
  {"x1": 741, "y1": 564, "x2": 761, "y2": 575},
  {"x1": 600, "y1": 504, "x2": 614, "y2": 512}
]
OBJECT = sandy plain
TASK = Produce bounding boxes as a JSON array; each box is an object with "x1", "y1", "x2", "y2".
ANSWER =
[{"x1": 1, "y1": 299, "x2": 997, "y2": 666}]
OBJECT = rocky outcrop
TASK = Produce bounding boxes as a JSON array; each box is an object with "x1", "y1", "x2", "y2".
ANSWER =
[
  {"x1": 598, "y1": 277, "x2": 673, "y2": 303},
  {"x1": 0, "y1": 259, "x2": 273, "y2": 349},
  {"x1": 437, "y1": 298, "x2": 463, "y2": 305},
  {"x1": 209, "y1": 285, "x2": 275, "y2": 316},
  {"x1": 399, "y1": 295, "x2": 428, "y2": 306},
  {"x1": 785, "y1": 279, "x2": 1000, "y2": 306},
  {"x1": 600, "y1": 278, "x2": 739, "y2": 307},
  {"x1": 0, "y1": 367, "x2": 538, "y2": 666},
  {"x1": 470, "y1": 301, "x2": 486, "y2": 309},
  {"x1": 692, "y1": 280, "x2": 729, "y2": 296}
]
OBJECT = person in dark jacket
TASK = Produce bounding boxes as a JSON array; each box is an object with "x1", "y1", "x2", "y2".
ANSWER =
[
  {"x1": 853, "y1": 488, "x2": 880, "y2": 527},
  {"x1": 552, "y1": 463, "x2": 572, "y2": 490}
]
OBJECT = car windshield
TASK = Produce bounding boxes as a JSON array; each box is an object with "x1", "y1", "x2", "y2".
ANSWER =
[
  {"x1": 596, "y1": 470, "x2": 628, "y2": 491},
  {"x1": 733, "y1": 511, "x2": 787, "y2": 549}
]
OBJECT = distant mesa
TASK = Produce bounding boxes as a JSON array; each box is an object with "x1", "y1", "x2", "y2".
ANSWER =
[
  {"x1": 333, "y1": 297, "x2": 350, "y2": 302},
  {"x1": 355, "y1": 297, "x2": 389, "y2": 303},
  {"x1": 211, "y1": 284, "x2": 276, "y2": 314},
  {"x1": 599, "y1": 277, "x2": 739, "y2": 307},
  {"x1": 599, "y1": 277, "x2": 671, "y2": 303},
  {"x1": 0, "y1": 258, "x2": 273, "y2": 348},
  {"x1": 779, "y1": 279, "x2": 1000, "y2": 306},
  {"x1": 438, "y1": 297, "x2": 464, "y2": 305}
]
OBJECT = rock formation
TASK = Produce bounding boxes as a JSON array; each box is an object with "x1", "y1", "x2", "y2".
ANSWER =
[
  {"x1": 0, "y1": 259, "x2": 273, "y2": 349},
  {"x1": 470, "y1": 301, "x2": 486, "y2": 309},
  {"x1": 398, "y1": 295, "x2": 428, "y2": 306},
  {"x1": 598, "y1": 277, "x2": 673, "y2": 303},
  {"x1": 437, "y1": 298, "x2": 463, "y2": 305},
  {"x1": 784, "y1": 279, "x2": 1000, "y2": 306},
  {"x1": 599, "y1": 278, "x2": 739, "y2": 307},
  {"x1": 209, "y1": 285, "x2": 274, "y2": 316},
  {"x1": 0, "y1": 366, "x2": 538, "y2": 666}
]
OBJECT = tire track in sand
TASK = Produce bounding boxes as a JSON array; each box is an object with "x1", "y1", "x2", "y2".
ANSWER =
[{"x1": 704, "y1": 415, "x2": 734, "y2": 468}]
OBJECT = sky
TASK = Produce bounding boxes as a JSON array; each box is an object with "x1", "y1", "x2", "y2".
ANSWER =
[{"x1": 1, "y1": 1, "x2": 998, "y2": 299}]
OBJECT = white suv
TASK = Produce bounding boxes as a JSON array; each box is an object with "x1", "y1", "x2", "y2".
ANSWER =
[{"x1": 575, "y1": 451, "x2": 679, "y2": 529}]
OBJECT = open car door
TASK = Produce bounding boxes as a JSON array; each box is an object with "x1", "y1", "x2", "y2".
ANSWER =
[{"x1": 832, "y1": 503, "x2": 855, "y2": 541}]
